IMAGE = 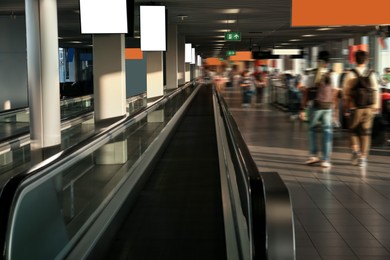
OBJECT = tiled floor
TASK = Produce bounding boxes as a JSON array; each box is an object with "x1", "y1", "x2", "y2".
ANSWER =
[{"x1": 223, "y1": 88, "x2": 390, "y2": 260}]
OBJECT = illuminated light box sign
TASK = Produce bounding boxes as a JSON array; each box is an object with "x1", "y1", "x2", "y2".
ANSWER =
[
  {"x1": 80, "y1": 0, "x2": 128, "y2": 34},
  {"x1": 185, "y1": 43, "x2": 192, "y2": 63},
  {"x1": 197, "y1": 55, "x2": 202, "y2": 66},
  {"x1": 292, "y1": 0, "x2": 390, "y2": 26},
  {"x1": 140, "y1": 6, "x2": 166, "y2": 51},
  {"x1": 191, "y1": 48, "x2": 196, "y2": 64},
  {"x1": 272, "y1": 49, "x2": 301, "y2": 55}
]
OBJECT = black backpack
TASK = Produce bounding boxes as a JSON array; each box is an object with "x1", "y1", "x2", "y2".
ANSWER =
[{"x1": 350, "y1": 69, "x2": 374, "y2": 108}]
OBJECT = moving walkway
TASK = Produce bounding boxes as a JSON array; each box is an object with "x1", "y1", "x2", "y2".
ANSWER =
[{"x1": 0, "y1": 82, "x2": 295, "y2": 260}]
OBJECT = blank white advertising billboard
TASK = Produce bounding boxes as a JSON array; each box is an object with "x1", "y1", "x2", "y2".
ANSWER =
[
  {"x1": 80, "y1": 0, "x2": 128, "y2": 34},
  {"x1": 185, "y1": 43, "x2": 192, "y2": 63},
  {"x1": 191, "y1": 48, "x2": 195, "y2": 64},
  {"x1": 140, "y1": 6, "x2": 166, "y2": 51}
]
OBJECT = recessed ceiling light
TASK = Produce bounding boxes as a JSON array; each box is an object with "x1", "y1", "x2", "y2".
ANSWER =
[
  {"x1": 68, "y1": 41, "x2": 82, "y2": 44},
  {"x1": 302, "y1": 34, "x2": 315, "y2": 37},
  {"x1": 317, "y1": 28, "x2": 333, "y2": 31},
  {"x1": 289, "y1": 39, "x2": 301, "y2": 42},
  {"x1": 221, "y1": 9, "x2": 240, "y2": 14},
  {"x1": 280, "y1": 43, "x2": 290, "y2": 45},
  {"x1": 217, "y1": 20, "x2": 236, "y2": 24},
  {"x1": 214, "y1": 29, "x2": 230, "y2": 32}
]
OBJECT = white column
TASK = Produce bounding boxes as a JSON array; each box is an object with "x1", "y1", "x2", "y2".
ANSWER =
[
  {"x1": 25, "y1": 0, "x2": 61, "y2": 149},
  {"x1": 93, "y1": 34, "x2": 126, "y2": 122},
  {"x1": 166, "y1": 23, "x2": 178, "y2": 89},
  {"x1": 177, "y1": 35, "x2": 185, "y2": 85},
  {"x1": 185, "y1": 63, "x2": 191, "y2": 82},
  {"x1": 146, "y1": 52, "x2": 164, "y2": 98}
]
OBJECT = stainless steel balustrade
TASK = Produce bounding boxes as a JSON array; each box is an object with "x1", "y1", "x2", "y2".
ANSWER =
[
  {"x1": 0, "y1": 93, "x2": 147, "y2": 175},
  {"x1": 214, "y1": 88, "x2": 295, "y2": 260},
  {"x1": 1, "y1": 83, "x2": 197, "y2": 260}
]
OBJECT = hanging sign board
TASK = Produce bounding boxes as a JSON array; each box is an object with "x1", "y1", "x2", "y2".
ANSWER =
[
  {"x1": 292, "y1": 0, "x2": 390, "y2": 26},
  {"x1": 224, "y1": 32, "x2": 241, "y2": 41},
  {"x1": 140, "y1": 6, "x2": 166, "y2": 51},
  {"x1": 80, "y1": 0, "x2": 128, "y2": 34}
]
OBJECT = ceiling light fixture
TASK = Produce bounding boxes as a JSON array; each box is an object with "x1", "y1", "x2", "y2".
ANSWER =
[
  {"x1": 177, "y1": 15, "x2": 188, "y2": 21},
  {"x1": 317, "y1": 28, "x2": 333, "y2": 31},
  {"x1": 221, "y1": 9, "x2": 240, "y2": 14},
  {"x1": 289, "y1": 39, "x2": 301, "y2": 42},
  {"x1": 218, "y1": 20, "x2": 236, "y2": 24},
  {"x1": 302, "y1": 34, "x2": 315, "y2": 37}
]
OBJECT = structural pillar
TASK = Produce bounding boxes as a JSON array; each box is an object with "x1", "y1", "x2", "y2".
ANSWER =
[
  {"x1": 185, "y1": 63, "x2": 191, "y2": 82},
  {"x1": 25, "y1": 0, "x2": 61, "y2": 149},
  {"x1": 177, "y1": 35, "x2": 185, "y2": 85},
  {"x1": 146, "y1": 52, "x2": 164, "y2": 98},
  {"x1": 166, "y1": 23, "x2": 178, "y2": 89},
  {"x1": 93, "y1": 34, "x2": 127, "y2": 165},
  {"x1": 93, "y1": 34, "x2": 127, "y2": 122}
]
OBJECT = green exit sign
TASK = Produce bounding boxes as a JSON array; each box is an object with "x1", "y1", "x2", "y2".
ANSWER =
[
  {"x1": 226, "y1": 50, "x2": 236, "y2": 56},
  {"x1": 224, "y1": 32, "x2": 241, "y2": 41}
]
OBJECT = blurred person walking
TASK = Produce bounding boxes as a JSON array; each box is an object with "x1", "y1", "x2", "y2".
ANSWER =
[
  {"x1": 342, "y1": 50, "x2": 380, "y2": 167},
  {"x1": 301, "y1": 50, "x2": 337, "y2": 168},
  {"x1": 254, "y1": 72, "x2": 266, "y2": 106},
  {"x1": 240, "y1": 70, "x2": 255, "y2": 107}
]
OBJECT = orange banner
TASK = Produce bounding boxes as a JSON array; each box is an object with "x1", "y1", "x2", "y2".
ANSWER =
[{"x1": 292, "y1": 0, "x2": 390, "y2": 26}]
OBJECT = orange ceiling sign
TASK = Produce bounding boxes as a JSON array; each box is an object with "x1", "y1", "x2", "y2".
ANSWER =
[
  {"x1": 229, "y1": 51, "x2": 253, "y2": 61},
  {"x1": 125, "y1": 48, "x2": 143, "y2": 60},
  {"x1": 205, "y1": 57, "x2": 223, "y2": 66},
  {"x1": 292, "y1": 0, "x2": 390, "y2": 26}
]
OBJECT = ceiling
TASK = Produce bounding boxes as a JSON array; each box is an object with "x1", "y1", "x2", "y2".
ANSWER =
[{"x1": 0, "y1": 0, "x2": 378, "y2": 58}]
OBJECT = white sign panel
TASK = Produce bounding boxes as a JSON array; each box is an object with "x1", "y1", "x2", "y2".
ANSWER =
[
  {"x1": 272, "y1": 49, "x2": 301, "y2": 55},
  {"x1": 140, "y1": 6, "x2": 166, "y2": 51},
  {"x1": 80, "y1": 0, "x2": 128, "y2": 34},
  {"x1": 191, "y1": 48, "x2": 196, "y2": 64},
  {"x1": 185, "y1": 43, "x2": 192, "y2": 63},
  {"x1": 197, "y1": 55, "x2": 202, "y2": 66}
]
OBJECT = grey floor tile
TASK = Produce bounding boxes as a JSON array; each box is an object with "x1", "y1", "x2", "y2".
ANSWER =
[
  {"x1": 352, "y1": 247, "x2": 390, "y2": 257},
  {"x1": 346, "y1": 239, "x2": 384, "y2": 248},
  {"x1": 316, "y1": 246, "x2": 356, "y2": 256},
  {"x1": 295, "y1": 247, "x2": 321, "y2": 260}
]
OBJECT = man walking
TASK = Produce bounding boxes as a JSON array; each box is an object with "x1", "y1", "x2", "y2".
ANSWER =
[
  {"x1": 342, "y1": 50, "x2": 380, "y2": 167},
  {"x1": 302, "y1": 50, "x2": 336, "y2": 168}
]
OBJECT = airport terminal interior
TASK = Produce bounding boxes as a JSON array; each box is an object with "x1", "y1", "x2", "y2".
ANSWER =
[{"x1": 1, "y1": 0, "x2": 390, "y2": 259}]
